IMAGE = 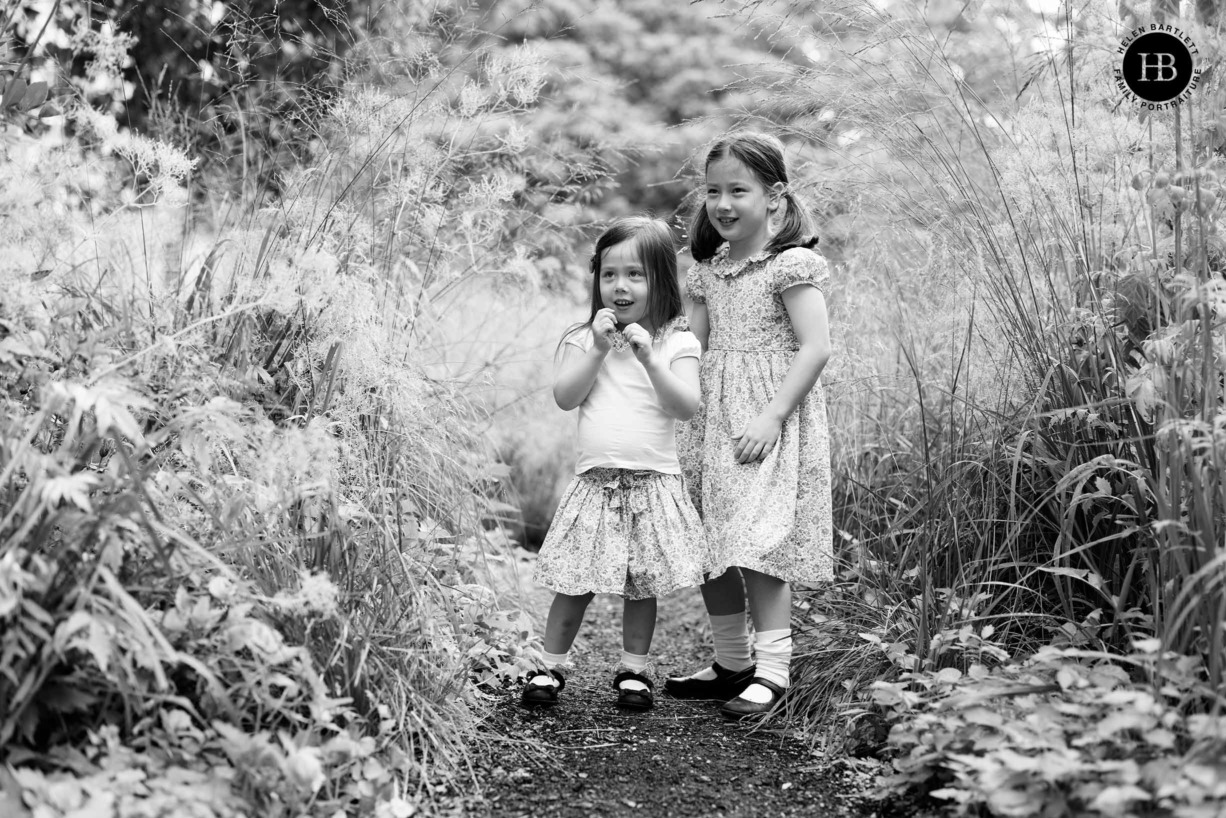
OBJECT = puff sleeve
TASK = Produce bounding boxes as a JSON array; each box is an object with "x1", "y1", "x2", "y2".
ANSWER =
[
  {"x1": 772, "y1": 247, "x2": 829, "y2": 295},
  {"x1": 668, "y1": 330, "x2": 701, "y2": 363},
  {"x1": 562, "y1": 326, "x2": 591, "y2": 350}
]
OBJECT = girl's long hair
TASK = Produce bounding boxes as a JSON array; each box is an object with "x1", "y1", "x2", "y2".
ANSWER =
[
  {"x1": 559, "y1": 215, "x2": 682, "y2": 351},
  {"x1": 688, "y1": 131, "x2": 819, "y2": 263}
]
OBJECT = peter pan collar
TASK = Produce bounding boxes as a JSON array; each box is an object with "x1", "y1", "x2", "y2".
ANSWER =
[{"x1": 709, "y1": 243, "x2": 772, "y2": 278}]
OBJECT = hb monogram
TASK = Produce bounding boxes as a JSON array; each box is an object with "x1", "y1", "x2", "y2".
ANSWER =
[
  {"x1": 1137, "y1": 52, "x2": 1178, "y2": 81},
  {"x1": 1117, "y1": 30, "x2": 1198, "y2": 105}
]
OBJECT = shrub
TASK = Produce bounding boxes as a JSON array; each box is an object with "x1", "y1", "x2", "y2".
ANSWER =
[
  {"x1": 873, "y1": 640, "x2": 1226, "y2": 817},
  {"x1": 745, "y1": 4, "x2": 1226, "y2": 805},
  {"x1": 1, "y1": 2, "x2": 598, "y2": 813}
]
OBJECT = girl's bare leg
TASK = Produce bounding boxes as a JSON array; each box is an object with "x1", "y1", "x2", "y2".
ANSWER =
[
  {"x1": 543, "y1": 592, "x2": 595, "y2": 654},
  {"x1": 699, "y1": 565, "x2": 746, "y2": 615},
  {"x1": 621, "y1": 597, "x2": 657, "y2": 655}
]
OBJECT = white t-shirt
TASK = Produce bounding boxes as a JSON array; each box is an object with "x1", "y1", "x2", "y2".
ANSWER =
[{"x1": 563, "y1": 326, "x2": 701, "y2": 475}]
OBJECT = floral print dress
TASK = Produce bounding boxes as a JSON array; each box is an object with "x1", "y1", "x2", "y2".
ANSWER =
[{"x1": 680, "y1": 244, "x2": 834, "y2": 584}]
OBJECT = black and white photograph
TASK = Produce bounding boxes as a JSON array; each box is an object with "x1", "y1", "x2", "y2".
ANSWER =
[{"x1": 1, "y1": 1, "x2": 1224, "y2": 816}]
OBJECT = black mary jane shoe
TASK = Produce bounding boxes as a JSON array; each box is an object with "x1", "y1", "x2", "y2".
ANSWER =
[
  {"x1": 719, "y1": 677, "x2": 786, "y2": 721},
  {"x1": 613, "y1": 670, "x2": 655, "y2": 711},
  {"x1": 520, "y1": 668, "x2": 565, "y2": 708},
  {"x1": 663, "y1": 662, "x2": 756, "y2": 701}
]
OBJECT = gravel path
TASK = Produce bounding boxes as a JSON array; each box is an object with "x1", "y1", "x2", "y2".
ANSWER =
[{"x1": 459, "y1": 579, "x2": 890, "y2": 818}]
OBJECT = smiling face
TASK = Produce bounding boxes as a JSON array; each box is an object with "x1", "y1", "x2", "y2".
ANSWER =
[
  {"x1": 705, "y1": 156, "x2": 779, "y2": 258},
  {"x1": 598, "y1": 237, "x2": 652, "y2": 332}
]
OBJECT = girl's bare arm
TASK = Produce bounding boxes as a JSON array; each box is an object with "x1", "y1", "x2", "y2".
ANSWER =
[{"x1": 553, "y1": 342, "x2": 608, "y2": 410}]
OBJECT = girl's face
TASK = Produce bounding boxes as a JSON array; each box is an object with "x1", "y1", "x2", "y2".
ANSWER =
[
  {"x1": 598, "y1": 237, "x2": 652, "y2": 330},
  {"x1": 705, "y1": 156, "x2": 779, "y2": 255}
]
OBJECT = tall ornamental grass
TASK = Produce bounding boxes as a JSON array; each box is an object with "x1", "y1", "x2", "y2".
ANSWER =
[
  {"x1": 0, "y1": 4, "x2": 591, "y2": 814},
  {"x1": 744, "y1": 1, "x2": 1226, "y2": 803}
]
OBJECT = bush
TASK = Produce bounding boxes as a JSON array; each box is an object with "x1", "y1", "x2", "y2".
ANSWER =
[
  {"x1": 738, "y1": 3, "x2": 1226, "y2": 812},
  {"x1": 874, "y1": 641, "x2": 1226, "y2": 817},
  {"x1": 0, "y1": 2, "x2": 601, "y2": 813}
]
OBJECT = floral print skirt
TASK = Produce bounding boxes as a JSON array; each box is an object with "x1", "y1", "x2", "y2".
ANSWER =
[{"x1": 533, "y1": 467, "x2": 709, "y2": 601}]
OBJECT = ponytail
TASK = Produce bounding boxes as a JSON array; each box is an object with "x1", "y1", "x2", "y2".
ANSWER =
[
  {"x1": 688, "y1": 196, "x2": 725, "y2": 262},
  {"x1": 766, "y1": 189, "x2": 819, "y2": 255}
]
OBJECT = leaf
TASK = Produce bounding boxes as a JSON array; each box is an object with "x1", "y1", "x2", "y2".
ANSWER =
[
  {"x1": 960, "y1": 706, "x2": 1003, "y2": 727},
  {"x1": 1096, "y1": 710, "x2": 1154, "y2": 737},
  {"x1": 30, "y1": 270, "x2": 50, "y2": 281},
  {"x1": 935, "y1": 667, "x2": 963, "y2": 684},
  {"x1": 1, "y1": 77, "x2": 27, "y2": 110},
  {"x1": 283, "y1": 746, "x2": 325, "y2": 794},
  {"x1": 1143, "y1": 728, "x2": 1176, "y2": 749},
  {"x1": 1056, "y1": 667, "x2": 1082, "y2": 690},
  {"x1": 1088, "y1": 785, "x2": 1151, "y2": 817},
  {"x1": 19, "y1": 82, "x2": 47, "y2": 111},
  {"x1": 37, "y1": 681, "x2": 99, "y2": 714},
  {"x1": 1131, "y1": 637, "x2": 1162, "y2": 653},
  {"x1": 54, "y1": 610, "x2": 94, "y2": 649},
  {"x1": 380, "y1": 797, "x2": 417, "y2": 818},
  {"x1": 40, "y1": 473, "x2": 98, "y2": 512},
  {"x1": 0, "y1": 765, "x2": 34, "y2": 818},
  {"x1": 1086, "y1": 663, "x2": 1130, "y2": 690},
  {"x1": 929, "y1": 787, "x2": 975, "y2": 804},
  {"x1": 362, "y1": 757, "x2": 388, "y2": 781},
  {"x1": 1036, "y1": 566, "x2": 1105, "y2": 592},
  {"x1": 986, "y1": 786, "x2": 1044, "y2": 816},
  {"x1": 38, "y1": 101, "x2": 62, "y2": 118}
]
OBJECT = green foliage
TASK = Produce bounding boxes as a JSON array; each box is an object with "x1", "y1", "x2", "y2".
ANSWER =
[
  {"x1": 873, "y1": 642, "x2": 1226, "y2": 817},
  {"x1": 464, "y1": 0, "x2": 832, "y2": 218},
  {"x1": 0, "y1": 0, "x2": 599, "y2": 813},
  {"x1": 727, "y1": 10, "x2": 1226, "y2": 818},
  {"x1": 761, "y1": 0, "x2": 1225, "y2": 662},
  {"x1": 0, "y1": 75, "x2": 55, "y2": 118},
  {"x1": 8, "y1": 0, "x2": 367, "y2": 193}
]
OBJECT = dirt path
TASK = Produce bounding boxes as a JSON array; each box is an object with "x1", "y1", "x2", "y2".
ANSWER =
[{"x1": 458, "y1": 577, "x2": 886, "y2": 818}]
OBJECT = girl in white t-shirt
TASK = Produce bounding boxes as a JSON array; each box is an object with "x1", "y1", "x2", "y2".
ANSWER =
[{"x1": 524, "y1": 215, "x2": 709, "y2": 711}]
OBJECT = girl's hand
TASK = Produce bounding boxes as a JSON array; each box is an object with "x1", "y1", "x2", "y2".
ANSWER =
[
  {"x1": 732, "y1": 412, "x2": 782, "y2": 463},
  {"x1": 591, "y1": 308, "x2": 617, "y2": 353},
  {"x1": 623, "y1": 323, "x2": 655, "y2": 365}
]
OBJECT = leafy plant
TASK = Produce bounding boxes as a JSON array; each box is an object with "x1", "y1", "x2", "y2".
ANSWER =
[
  {"x1": 738, "y1": 9, "x2": 1226, "y2": 807},
  {"x1": 0, "y1": 0, "x2": 598, "y2": 814},
  {"x1": 873, "y1": 641, "x2": 1226, "y2": 818}
]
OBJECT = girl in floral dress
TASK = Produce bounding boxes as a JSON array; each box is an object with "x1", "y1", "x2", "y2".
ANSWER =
[
  {"x1": 664, "y1": 133, "x2": 834, "y2": 720},
  {"x1": 524, "y1": 216, "x2": 709, "y2": 712}
]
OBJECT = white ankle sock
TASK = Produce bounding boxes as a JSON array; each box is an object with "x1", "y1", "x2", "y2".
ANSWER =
[
  {"x1": 620, "y1": 650, "x2": 648, "y2": 673},
  {"x1": 674, "y1": 613, "x2": 752, "y2": 681},
  {"x1": 618, "y1": 651, "x2": 650, "y2": 692},
  {"x1": 533, "y1": 650, "x2": 568, "y2": 687},
  {"x1": 710, "y1": 612, "x2": 753, "y2": 673},
  {"x1": 740, "y1": 628, "x2": 791, "y2": 703}
]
